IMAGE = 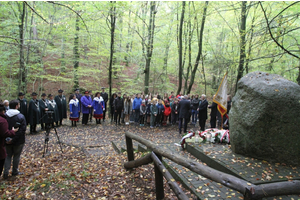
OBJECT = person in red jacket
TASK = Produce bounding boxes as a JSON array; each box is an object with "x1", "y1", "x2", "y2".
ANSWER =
[
  {"x1": 0, "y1": 103, "x2": 17, "y2": 177},
  {"x1": 163, "y1": 100, "x2": 171, "y2": 126}
]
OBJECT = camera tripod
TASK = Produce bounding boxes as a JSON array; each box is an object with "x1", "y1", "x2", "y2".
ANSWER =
[{"x1": 42, "y1": 112, "x2": 63, "y2": 157}]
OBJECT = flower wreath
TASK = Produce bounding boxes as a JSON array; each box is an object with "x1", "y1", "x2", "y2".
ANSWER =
[{"x1": 175, "y1": 129, "x2": 230, "y2": 149}]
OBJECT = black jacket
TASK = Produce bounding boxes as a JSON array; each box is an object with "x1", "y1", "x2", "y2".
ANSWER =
[
  {"x1": 191, "y1": 98, "x2": 200, "y2": 110},
  {"x1": 114, "y1": 97, "x2": 124, "y2": 110},
  {"x1": 210, "y1": 102, "x2": 218, "y2": 117},
  {"x1": 5, "y1": 110, "x2": 26, "y2": 145},
  {"x1": 28, "y1": 99, "x2": 41, "y2": 125},
  {"x1": 198, "y1": 99, "x2": 208, "y2": 120},
  {"x1": 178, "y1": 99, "x2": 191, "y2": 119}
]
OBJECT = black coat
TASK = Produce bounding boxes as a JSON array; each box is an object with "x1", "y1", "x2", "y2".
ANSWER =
[
  {"x1": 6, "y1": 112, "x2": 26, "y2": 145},
  {"x1": 114, "y1": 97, "x2": 124, "y2": 110},
  {"x1": 54, "y1": 95, "x2": 67, "y2": 119},
  {"x1": 28, "y1": 99, "x2": 41, "y2": 125},
  {"x1": 101, "y1": 92, "x2": 108, "y2": 111},
  {"x1": 39, "y1": 99, "x2": 49, "y2": 123},
  {"x1": 178, "y1": 99, "x2": 191, "y2": 119},
  {"x1": 191, "y1": 98, "x2": 200, "y2": 110},
  {"x1": 198, "y1": 99, "x2": 208, "y2": 120},
  {"x1": 48, "y1": 99, "x2": 59, "y2": 122},
  {"x1": 210, "y1": 102, "x2": 218, "y2": 118},
  {"x1": 18, "y1": 98, "x2": 28, "y2": 123}
]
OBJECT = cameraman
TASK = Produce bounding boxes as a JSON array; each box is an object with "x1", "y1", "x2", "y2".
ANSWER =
[
  {"x1": 0, "y1": 103, "x2": 17, "y2": 177},
  {"x1": 3, "y1": 100, "x2": 26, "y2": 179}
]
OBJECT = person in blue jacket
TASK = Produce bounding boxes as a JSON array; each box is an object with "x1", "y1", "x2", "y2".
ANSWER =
[
  {"x1": 156, "y1": 99, "x2": 165, "y2": 127},
  {"x1": 132, "y1": 93, "x2": 142, "y2": 123},
  {"x1": 92, "y1": 92, "x2": 105, "y2": 124},
  {"x1": 81, "y1": 91, "x2": 92, "y2": 125},
  {"x1": 69, "y1": 94, "x2": 80, "y2": 127}
]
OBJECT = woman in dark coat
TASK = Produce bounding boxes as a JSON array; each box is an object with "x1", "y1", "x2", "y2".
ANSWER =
[
  {"x1": 0, "y1": 103, "x2": 16, "y2": 176},
  {"x1": 54, "y1": 89, "x2": 67, "y2": 126},
  {"x1": 28, "y1": 92, "x2": 41, "y2": 134}
]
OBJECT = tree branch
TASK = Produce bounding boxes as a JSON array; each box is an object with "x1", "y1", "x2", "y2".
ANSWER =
[
  {"x1": 24, "y1": 1, "x2": 49, "y2": 24},
  {"x1": 47, "y1": 1, "x2": 90, "y2": 37},
  {"x1": 269, "y1": 1, "x2": 300, "y2": 24},
  {"x1": 259, "y1": 1, "x2": 300, "y2": 60}
]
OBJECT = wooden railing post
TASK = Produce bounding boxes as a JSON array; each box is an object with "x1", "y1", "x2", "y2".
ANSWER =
[
  {"x1": 154, "y1": 153, "x2": 164, "y2": 200},
  {"x1": 126, "y1": 135, "x2": 134, "y2": 161}
]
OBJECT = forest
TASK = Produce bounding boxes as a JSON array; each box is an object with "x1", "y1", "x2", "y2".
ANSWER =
[{"x1": 0, "y1": 1, "x2": 299, "y2": 100}]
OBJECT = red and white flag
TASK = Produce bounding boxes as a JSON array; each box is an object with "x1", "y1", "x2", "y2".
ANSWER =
[{"x1": 213, "y1": 72, "x2": 228, "y2": 116}]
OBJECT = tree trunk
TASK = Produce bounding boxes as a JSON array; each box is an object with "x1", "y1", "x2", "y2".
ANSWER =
[
  {"x1": 187, "y1": 1, "x2": 208, "y2": 94},
  {"x1": 176, "y1": 1, "x2": 185, "y2": 95},
  {"x1": 184, "y1": 2, "x2": 193, "y2": 94},
  {"x1": 73, "y1": 15, "x2": 80, "y2": 90},
  {"x1": 108, "y1": 1, "x2": 116, "y2": 109},
  {"x1": 235, "y1": 1, "x2": 247, "y2": 93},
  {"x1": 18, "y1": 2, "x2": 26, "y2": 93},
  {"x1": 144, "y1": 1, "x2": 156, "y2": 94}
]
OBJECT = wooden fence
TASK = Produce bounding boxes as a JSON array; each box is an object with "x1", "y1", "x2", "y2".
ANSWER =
[{"x1": 124, "y1": 131, "x2": 300, "y2": 200}]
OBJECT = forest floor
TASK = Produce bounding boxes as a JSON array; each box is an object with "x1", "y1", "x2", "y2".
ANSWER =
[{"x1": 0, "y1": 117, "x2": 198, "y2": 200}]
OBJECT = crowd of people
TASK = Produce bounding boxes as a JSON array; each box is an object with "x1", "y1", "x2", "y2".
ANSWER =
[{"x1": 0, "y1": 87, "x2": 231, "y2": 179}]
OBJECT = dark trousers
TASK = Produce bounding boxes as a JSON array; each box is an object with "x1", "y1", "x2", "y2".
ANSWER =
[
  {"x1": 110, "y1": 107, "x2": 114, "y2": 122},
  {"x1": 71, "y1": 121, "x2": 77, "y2": 126},
  {"x1": 0, "y1": 158, "x2": 5, "y2": 176},
  {"x1": 30, "y1": 124, "x2": 37, "y2": 133},
  {"x1": 171, "y1": 113, "x2": 178, "y2": 124},
  {"x1": 89, "y1": 108, "x2": 93, "y2": 121},
  {"x1": 103, "y1": 102, "x2": 107, "y2": 120},
  {"x1": 178, "y1": 118, "x2": 188, "y2": 134},
  {"x1": 199, "y1": 119, "x2": 206, "y2": 131},
  {"x1": 4, "y1": 143, "x2": 24, "y2": 176},
  {"x1": 134, "y1": 109, "x2": 140, "y2": 123},
  {"x1": 114, "y1": 109, "x2": 122, "y2": 124},
  {"x1": 191, "y1": 110, "x2": 198, "y2": 123},
  {"x1": 82, "y1": 114, "x2": 89, "y2": 125},
  {"x1": 210, "y1": 116, "x2": 216, "y2": 128},
  {"x1": 156, "y1": 113, "x2": 162, "y2": 126},
  {"x1": 140, "y1": 115, "x2": 145, "y2": 125}
]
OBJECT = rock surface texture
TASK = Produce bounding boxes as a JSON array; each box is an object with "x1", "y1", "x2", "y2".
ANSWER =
[{"x1": 230, "y1": 71, "x2": 300, "y2": 166}]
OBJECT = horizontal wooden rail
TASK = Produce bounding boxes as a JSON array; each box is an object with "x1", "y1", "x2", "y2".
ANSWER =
[{"x1": 125, "y1": 131, "x2": 300, "y2": 200}]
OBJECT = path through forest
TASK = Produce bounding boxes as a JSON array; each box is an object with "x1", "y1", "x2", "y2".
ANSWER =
[{"x1": 0, "y1": 119, "x2": 196, "y2": 199}]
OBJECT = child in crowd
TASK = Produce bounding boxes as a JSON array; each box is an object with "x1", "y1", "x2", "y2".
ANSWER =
[
  {"x1": 156, "y1": 99, "x2": 165, "y2": 127},
  {"x1": 150, "y1": 99, "x2": 157, "y2": 128},
  {"x1": 129, "y1": 94, "x2": 135, "y2": 123},
  {"x1": 163, "y1": 100, "x2": 171, "y2": 126},
  {"x1": 69, "y1": 94, "x2": 80, "y2": 127},
  {"x1": 140, "y1": 100, "x2": 147, "y2": 126},
  {"x1": 124, "y1": 96, "x2": 132, "y2": 125},
  {"x1": 146, "y1": 99, "x2": 152, "y2": 124}
]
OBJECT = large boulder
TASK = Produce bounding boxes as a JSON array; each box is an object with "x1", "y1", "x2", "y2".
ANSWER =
[{"x1": 230, "y1": 71, "x2": 300, "y2": 165}]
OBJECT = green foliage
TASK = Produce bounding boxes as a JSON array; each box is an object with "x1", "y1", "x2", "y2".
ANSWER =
[{"x1": 0, "y1": 1, "x2": 299, "y2": 99}]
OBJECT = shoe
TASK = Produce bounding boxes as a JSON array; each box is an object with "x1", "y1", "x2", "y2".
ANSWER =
[
  {"x1": 118, "y1": 123, "x2": 121, "y2": 125},
  {"x1": 150, "y1": 126, "x2": 154, "y2": 128},
  {"x1": 12, "y1": 172, "x2": 23, "y2": 176},
  {"x1": 3, "y1": 174, "x2": 8, "y2": 179}
]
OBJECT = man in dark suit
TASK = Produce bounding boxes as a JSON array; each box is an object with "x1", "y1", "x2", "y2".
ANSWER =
[
  {"x1": 178, "y1": 95, "x2": 191, "y2": 135},
  {"x1": 197, "y1": 94, "x2": 208, "y2": 131},
  {"x1": 100, "y1": 87, "x2": 108, "y2": 122}
]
